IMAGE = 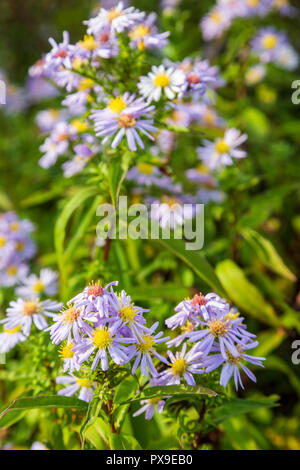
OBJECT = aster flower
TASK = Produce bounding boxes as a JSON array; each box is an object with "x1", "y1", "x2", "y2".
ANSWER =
[
  {"x1": 91, "y1": 93, "x2": 157, "y2": 151},
  {"x1": 186, "y1": 164, "x2": 218, "y2": 186},
  {"x1": 178, "y1": 58, "x2": 224, "y2": 101},
  {"x1": 130, "y1": 322, "x2": 170, "y2": 378},
  {"x1": 58, "y1": 341, "x2": 81, "y2": 373},
  {"x1": 15, "y1": 268, "x2": 58, "y2": 299},
  {"x1": 149, "y1": 193, "x2": 198, "y2": 230},
  {"x1": 71, "y1": 280, "x2": 118, "y2": 318},
  {"x1": 158, "y1": 342, "x2": 203, "y2": 386},
  {"x1": 0, "y1": 263, "x2": 29, "y2": 288},
  {"x1": 39, "y1": 121, "x2": 71, "y2": 168},
  {"x1": 128, "y1": 13, "x2": 169, "y2": 51},
  {"x1": 241, "y1": 0, "x2": 272, "y2": 17},
  {"x1": 133, "y1": 379, "x2": 166, "y2": 420},
  {"x1": 84, "y1": 2, "x2": 145, "y2": 35},
  {"x1": 200, "y1": 7, "x2": 232, "y2": 41},
  {"x1": 48, "y1": 303, "x2": 95, "y2": 345},
  {"x1": 35, "y1": 109, "x2": 61, "y2": 133},
  {"x1": 75, "y1": 321, "x2": 134, "y2": 371},
  {"x1": 56, "y1": 374, "x2": 95, "y2": 402},
  {"x1": 272, "y1": 0, "x2": 297, "y2": 17},
  {"x1": 204, "y1": 340, "x2": 265, "y2": 390},
  {"x1": 245, "y1": 64, "x2": 266, "y2": 86},
  {"x1": 275, "y1": 44, "x2": 299, "y2": 71},
  {"x1": 77, "y1": 29, "x2": 119, "y2": 60},
  {"x1": 62, "y1": 144, "x2": 93, "y2": 178},
  {"x1": 197, "y1": 128, "x2": 247, "y2": 170},
  {"x1": 126, "y1": 163, "x2": 167, "y2": 187},
  {"x1": 138, "y1": 65, "x2": 185, "y2": 102},
  {"x1": 45, "y1": 31, "x2": 76, "y2": 72},
  {"x1": 0, "y1": 325, "x2": 27, "y2": 353},
  {"x1": 3, "y1": 298, "x2": 62, "y2": 336},
  {"x1": 251, "y1": 28, "x2": 288, "y2": 64}
]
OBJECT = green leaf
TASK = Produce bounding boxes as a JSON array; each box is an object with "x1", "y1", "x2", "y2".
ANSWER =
[
  {"x1": 108, "y1": 153, "x2": 131, "y2": 207},
  {"x1": 156, "y1": 238, "x2": 226, "y2": 296},
  {"x1": 0, "y1": 191, "x2": 13, "y2": 210},
  {"x1": 109, "y1": 433, "x2": 142, "y2": 450},
  {"x1": 241, "y1": 228, "x2": 296, "y2": 282},
  {"x1": 0, "y1": 396, "x2": 87, "y2": 428},
  {"x1": 216, "y1": 260, "x2": 280, "y2": 327},
  {"x1": 121, "y1": 384, "x2": 217, "y2": 405},
  {"x1": 54, "y1": 186, "x2": 98, "y2": 277},
  {"x1": 79, "y1": 396, "x2": 103, "y2": 449},
  {"x1": 130, "y1": 284, "x2": 191, "y2": 302},
  {"x1": 208, "y1": 396, "x2": 279, "y2": 426}
]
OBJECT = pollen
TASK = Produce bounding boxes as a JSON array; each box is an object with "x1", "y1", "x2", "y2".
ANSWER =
[
  {"x1": 71, "y1": 119, "x2": 88, "y2": 133},
  {"x1": 33, "y1": 280, "x2": 45, "y2": 294},
  {"x1": 10, "y1": 222, "x2": 20, "y2": 232},
  {"x1": 137, "y1": 162, "x2": 154, "y2": 175},
  {"x1": 59, "y1": 342, "x2": 74, "y2": 359},
  {"x1": 87, "y1": 282, "x2": 103, "y2": 297},
  {"x1": 16, "y1": 241, "x2": 24, "y2": 252},
  {"x1": 225, "y1": 309, "x2": 240, "y2": 321},
  {"x1": 172, "y1": 357, "x2": 187, "y2": 376},
  {"x1": 181, "y1": 320, "x2": 194, "y2": 333},
  {"x1": 130, "y1": 24, "x2": 150, "y2": 40},
  {"x1": 62, "y1": 306, "x2": 81, "y2": 324},
  {"x1": 118, "y1": 114, "x2": 136, "y2": 128},
  {"x1": 154, "y1": 73, "x2": 170, "y2": 88},
  {"x1": 119, "y1": 305, "x2": 138, "y2": 323},
  {"x1": 92, "y1": 327, "x2": 112, "y2": 349},
  {"x1": 55, "y1": 50, "x2": 68, "y2": 59},
  {"x1": 0, "y1": 236, "x2": 6, "y2": 247},
  {"x1": 226, "y1": 349, "x2": 241, "y2": 365},
  {"x1": 77, "y1": 377, "x2": 92, "y2": 388},
  {"x1": 4, "y1": 325, "x2": 22, "y2": 335},
  {"x1": 191, "y1": 294, "x2": 207, "y2": 307},
  {"x1": 108, "y1": 96, "x2": 127, "y2": 113},
  {"x1": 80, "y1": 35, "x2": 98, "y2": 51},
  {"x1": 187, "y1": 73, "x2": 200, "y2": 84},
  {"x1": 107, "y1": 8, "x2": 122, "y2": 22},
  {"x1": 23, "y1": 300, "x2": 40, "y2": 316},
  {"x1": 137, "y1": 334, "x2": 154, "y2": 353},
  {"x1": 79, "y1": 78, "x2": 94, "y2": 91},
  {"x1": 7, "y1": 266, "x2": 17, "y2": 276},
  {"x1": 209, "y1": 320, "x2": 228, "y2": 337},
  {"x1": 215, "y1": 140, "x2": 230, "y2": 154},
  {"x1": 262, "y1": 34, "x2": 278, "y2": 50},
  {"x1": 211, "y1": 11, "x2": 221, "y2": 23}
]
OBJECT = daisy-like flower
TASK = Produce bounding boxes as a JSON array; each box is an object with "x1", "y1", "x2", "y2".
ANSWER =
[
  {"x1": 109, "y1": 289, "x2": 149, "y2": 339},
  {"x1": 130, "y1": 322, "x2": 169, "y2": 378},
  {"x1": 48, "y1": 303, "x2": 94, "y2": 344},
  {"x1": 71, "y1": 280, "x2": 118, "y2": 318},
  {"x1": 84, "y1": 2, "x2": 145, "y2": 35},
  {"x1": 56, "y1": 374, "x2": 95, "y2": 402},
  {"x1": 128, "y1": 13, "x2": 169, "y2": 51},
  {"x1": 0, "y1": 325, "x2": 27, "y2": 353},
  {"x1": 251, "y1": 28, "x2": 288, "y2": 64},
  {"x1": 133, "y1": 379, "x2": 166, "y2": 420},
  {"x1": 75, "y1": 321, "x2": 133, "y2": 371},
  {"x1": 0, "y1": 263, "x2": 29, "y2": 288},
  {"x1": 126, "y1": 163, "x2": 165, "y2": 187},
  {"x1": 77, "y1": 29, "x2": 119, "y2": 60},
  {"x1": 204, "y1": 340, "x2": 265, "y2": 390},
  {"x1": 242, "y1": 0, "x2": 272, "y2": 17},
  {"x1": 16, "y1": 268, "x2": 58, "y2": 299},
  {"x1": 275, "y1": 44, "x2": 299, "y2": 71},
  {"x1": 58, "y1": 341, "x2": 81, "y2": 373},
  {"x1": 178, "y1": 58, "x2": 223, "y2": 101},
  {"x1": 272, "y1": 0, "x2": 297, "y2": 17},
  {"x1": 45, "y1": 31, "x2": 76, "y2": 72},
  {"x1": 186, "y1": 164, "x2": 218, "y2": 186},
  {"x1": 138, "y1": 65, "x2": 185, "y2": 102},
  {"x1": 158, "y1": 342, "x2": 203, "y2": 386},
  {"x1": 200, "y1": 7, "x2": 232, "y2": 41},
  {"x1": 245, "y1": 64, "x2": 266, "y2": 86},
  {"x1": 91, "y1": 93, "x2": 157, "y2": 151},
  {"x1": 197, "y1": 128, "x2": 247, "y2": 170},
  {"x1": 149, "y1": 194, "x2": 198, "y2": 230},
  {"x1": 3, "y1": 298, "x2": 62, "y2": 336},
  {"x1": 62, "y1": 144, "x2": 93, "y2": 178},
  {"x1": 39, "y1": 121, "x2": 71, "y2": 169}
]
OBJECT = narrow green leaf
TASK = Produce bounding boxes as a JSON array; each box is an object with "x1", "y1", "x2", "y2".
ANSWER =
[
  {"x1": 108, "y1": 154, "x2": 130, "y2": 207},
  {"x1": 157, "y1": 238, "x2": 226, "y2": 296},
  {"x1": 121, "y1": 384, "x2": 217, "y2": 405},
  {"x1": 241, "y1": 228, "x2": 296, "y2": 281},
  {"x1": 216, "y1": 260, "x2": 280, "y2": 327}
]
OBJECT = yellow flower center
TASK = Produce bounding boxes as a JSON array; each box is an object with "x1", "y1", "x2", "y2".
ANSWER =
[
  {"x1": 130, "y1": 24, "x2": 150, "y2": 40},
  {"x1": 107, "y1": 8, "x2": 122, "y2": 22},
  {"x1": 226, "y1": 348, "x2": 241, "y2": 365},
  {"x1": 225, "y1": 309, "x2": 240, "y2": 321},
  {"x1": 154, "y1": 73, "x2": 170, "y2": 88},
  {"x1": 7, "y1": 266, "x2": 17, "y2": 276},
  {"x1": 0, "y1": 236, "x2": 6, "y2": 247},
  {"x1": 92, "y1": 327, "x2": 112, "y2": 349},
  {"x1": 215, "y1": 140, "x2": 230, "y2": 154},
  {"x1": 204, "y1": 109, "x2": 215, "y2": 125},
  {"x1": 211, "y1": 11, "x2": 221, "y2": 23},
  {"x1": 209, "y1": 320, "x2": 227, "y2": 337},
  {"x1": 78, "y1": 78, "x2": 94, "y2": 91},
  {"x1": 247, "y1": 0, "x2": 259, "y2": 6},
  {"x1": 181, "y1": 320, "x2": 194, "y2": 334},
  {"x1": 172, "y1": 357, "x2": 187, "y2": 376},
  {"x1": 108, "y1": 96, "x2": 127, "y2": 113},
  {"x1": 59, "y1": 343, "x2": 74, "y2": 359},
  {"x1": 33, "y1": 280, "x2": 45, "y2": 294},
  {"x1": 10, "y1": 222, "x2": 20, "y2": 232},
  {"x1": 80, "y1": 35, "x2": 98, "y2": 51},
  {"x1": 137, "y1": 162, "x2": 154, "y2": 175},
  {"x1": 4, "y1": 325, "x2": 22, "y2": 335},
  {"x1": 161, "y1": 195, "x2": 179, "y2": 208},
  {"x1": 118, "y1": 114, "x2": 136, "y2": 128},
  {"x1": 262, "y1": 34, "x2": 278, "y2": 50},
  {"x1": 16, "y1": 241, "x2": 24, "y2": 252},
  {"x1": 23, "y1": 300, "x2": 40, "y2": 316},
  {"x1": 149, "y1": 397, "x2": 161, "y2": 405},
  {"x1": 71, "y1": 119, "x2": 88, "y2": 133},
  {"x1": 77, "y1": 378, "x2": 93, "y2": 388},
  {"x1": 62, "y1": 306, "x2": 81, "y2": 324},
  {"x1": 72, "y1": 58, "x2": 85, "y2": 70},
  {"x1": 137, "y1": 334, "x2": 154, "y2": 353},
  {"x1": 119, "y1": 305, "x2": 138, "y2": 323}
]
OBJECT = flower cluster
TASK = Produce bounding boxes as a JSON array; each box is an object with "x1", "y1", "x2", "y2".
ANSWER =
[{"x1": 0, "y1": 212, "x2": 36, "y2": 288}]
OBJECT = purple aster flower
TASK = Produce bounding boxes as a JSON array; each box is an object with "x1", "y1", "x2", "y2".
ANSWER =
[
  {"x1": 200, "y1": 6, "x2": 232, "y2": 41},
  {"x1": 71, "y1": 281, "x2": 118, "y2": 318},
  {"x1": 62, "y1": 144, "x2": 93, "y2": 178},
  {"x1": 129, "y1": 13, "x2": 169, "y2": 51},
  {"x1": 56, "y1": 374, "x2": 95, "y2": 402},
  {"x1": 76, "y1": 28, "x2": 119, "y2": 60},
  {"x1": 84, "y1": 2, "x2": 145, "y2": 35},
  {"x1": 133, "y1": 379, "x2": 166, "y2": 420},
  {"x1": 197, "y1": 128, "x2": 247, "y2": 170},
  {"x1": 0, "y1": 325, "x2": 27, "y2": 353},
  {"x1": 158, "y1": 342, "x2": 203, "y2": 386},
  {"x1": 126, "y1": 163, "x2": 167, "y2": 187},
  {"x1": 48, "y1": 303, "x2": 95, "y2": 345},
  {"x1": 130, "y1": 321, "x2": 170, "y2": 378},
  {"x1": 3, "y1": 298, "x2": 62, "y2": 336},
  {"x1": 204, "y1": 340, "x2": 265, "y2": 390},
  {"x1": 272, "y1": 0, "x2": 297, "y2": 17},
  {"x1": 91, "y1": 93, "x2": 157, "y2": 151},
  {"x1": 39, "y1": 121, "x2": 72, "y2": 168},
  {"x1": 58, "y1": 341, "x2": 82, "y2": 373},
  {"x1": 178, "y1": 58, "x2": 224, "y2": 101},
  {"x1": 149, "y1": 193, "x2": 198, "y2": 230},
  {"x1": 45, "y1": 31, "x2": 76, "y2": 72},
  {"x1": 241, "y1": 0, "x2": 272, "y2": 17},
  {"x1": 15, "y1": 268, "x2": 58, "y2": 298},
  {"x1": 251, "y1": 28, "x2": 288, "y2": 64}
]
